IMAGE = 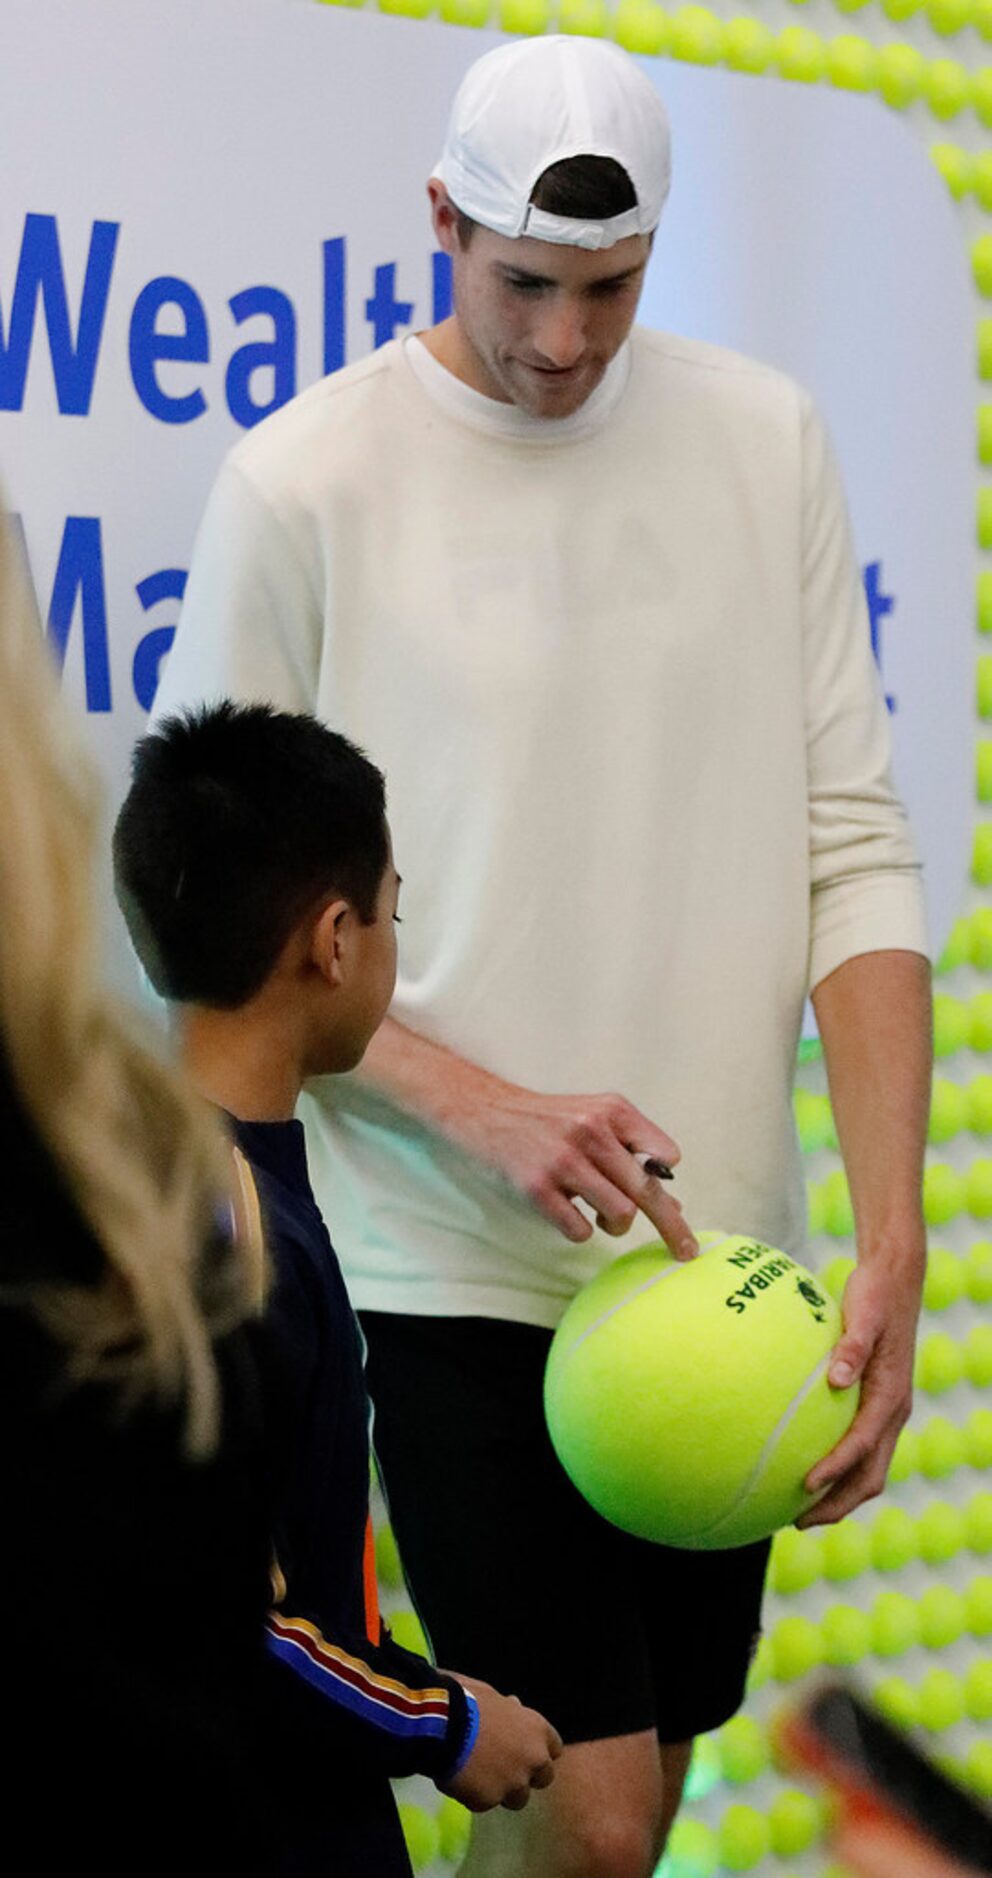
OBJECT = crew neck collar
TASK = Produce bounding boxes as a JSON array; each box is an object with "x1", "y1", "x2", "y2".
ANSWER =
[{"x1": 402, "y1": 332, "x2": 631, "y2": 443}]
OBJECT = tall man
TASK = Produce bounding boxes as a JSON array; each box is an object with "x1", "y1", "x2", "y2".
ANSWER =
[{"x1": 152, "y1": 34, "x2": 931, "y2": 1878}]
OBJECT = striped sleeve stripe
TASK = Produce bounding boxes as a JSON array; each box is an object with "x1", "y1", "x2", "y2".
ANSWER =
[{"x1": 266, "y1": 1615, "x2": 451, "y2": 1740}]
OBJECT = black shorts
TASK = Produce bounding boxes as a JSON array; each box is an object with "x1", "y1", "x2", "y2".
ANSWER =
[{"x1": 361, "y1": 1312, "x2": 770, "y2": 1748}]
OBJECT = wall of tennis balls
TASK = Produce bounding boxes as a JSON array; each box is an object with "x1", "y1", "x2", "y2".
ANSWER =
[{"x1": 296, "y1": 0, "x2": 992, "y2": 1868}]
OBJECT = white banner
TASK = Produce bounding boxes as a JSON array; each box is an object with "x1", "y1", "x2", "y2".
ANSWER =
[{"x1": 0, "y1": 0, "x2": 972, "y2": 988}]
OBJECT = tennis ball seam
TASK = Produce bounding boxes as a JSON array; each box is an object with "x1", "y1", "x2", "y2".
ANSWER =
[
  {"x1": 555, "y1": 1256, "x2": 684, "y2": 1362},
  {"x1": 681, "y1": 1352, "x2": 836, "y2": 1545}
]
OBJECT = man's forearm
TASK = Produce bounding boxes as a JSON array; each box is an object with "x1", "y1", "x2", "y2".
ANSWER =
[
  {"x1": 356, "y1": 1015, "x2": 505, "y2": 1147},
  {"x1": 811, "y1": 948, "x2": 931, "y2": 1262}
]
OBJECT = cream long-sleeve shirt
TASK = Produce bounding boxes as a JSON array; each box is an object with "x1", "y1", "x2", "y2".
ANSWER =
[{"x1": 153, "y1": 328, "x2": 927, "y2": 1325}]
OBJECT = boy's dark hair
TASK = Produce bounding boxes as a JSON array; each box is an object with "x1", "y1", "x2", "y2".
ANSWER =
[
  {"x1": 454, "y1": 154, "x2": 638, "y2": 248},
  {"x1": 113, "y1": 701, "x2": 388, "y2": 1009}
]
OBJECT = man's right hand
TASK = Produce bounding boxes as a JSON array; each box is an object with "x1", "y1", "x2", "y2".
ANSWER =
[
  {"x1": 442, "y1": 1675, "x2": 563, "y2": 1813},
  {"x1": 359, "y1": 1017, "x2": 698, "y2": 1260},
  {"x1": 462, "y1": 1082, "x2": 698, "y2": 1260}
]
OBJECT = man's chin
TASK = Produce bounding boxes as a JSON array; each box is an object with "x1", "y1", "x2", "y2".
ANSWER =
[{"x1": 511, "y1": 366, "x2": 599, "y2": 419}]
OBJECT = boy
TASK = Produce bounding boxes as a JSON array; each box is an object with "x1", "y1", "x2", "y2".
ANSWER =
[{"x1": 113, "y1": 700, "x2": 560, "y2": 1875}]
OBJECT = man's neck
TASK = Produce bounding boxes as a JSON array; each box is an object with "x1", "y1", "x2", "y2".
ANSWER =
[{"x1": 179, "y1": 1005, "x2": 303, "y2": 1124}]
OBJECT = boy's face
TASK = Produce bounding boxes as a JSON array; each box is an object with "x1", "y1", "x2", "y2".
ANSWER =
[{"x1": 334, "y1": 836, "x2": 401, "y2": 1072}]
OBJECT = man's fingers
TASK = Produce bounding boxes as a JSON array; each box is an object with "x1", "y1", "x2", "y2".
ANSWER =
[
  {"x1": 638, "y1": 1184, "x2": 698, "y2": 1260},
  {"x1": 530, "y1": 1761, "x2": 556, "y2": 1791},
  {"x1": 501, "y1": 1787, "x2": 532, "y2": 1812}
]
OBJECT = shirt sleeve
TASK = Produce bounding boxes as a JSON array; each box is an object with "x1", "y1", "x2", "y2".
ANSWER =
[
  {"x1": 264, "y1": 1605, "x2": 477, "y2": 1783},
  {"x1": 151, "y1": 459, "x2": 322, "y2": 726},
  {"x1": 800, "y1": 393, "x2": 929, "y2": 992}
]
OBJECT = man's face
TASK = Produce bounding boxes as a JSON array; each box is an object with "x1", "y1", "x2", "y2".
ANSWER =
[{"x1": 432, "y1": 190, "x2": 650, "y2": 419}]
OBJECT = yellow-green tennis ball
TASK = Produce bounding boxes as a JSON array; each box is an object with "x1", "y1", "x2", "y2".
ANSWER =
[
  {"x1": 930, "y1": 142, "x2": 973, "y2": 197},
  {"x1": 746, "y1": 1633, "x2": 773, "y2": 1692},
  {"x1": 876, "y1": 42, "x2": 926, "y2": 106},
  {"x1": 972, "y1": 995, "x2": 992, "y2": 1055},
  {"x1": 771, "y1": 1525, "x2": 823, "y2": 1594},
  {"x1": 924, "y1": 1163, "x2": 966, "y2": 1227},
  {"x1": 968, "y1": 1490, "x2": 992, "y2": 1552},
  {"x1": 557, "y1": 0, "x2": 610, "y2": 33},
  {"x1": 929, "y1": 1080, "x2": 970, "y2": 1145},
  {"x1": 822, "y1": 1170, "x2": 855, "y2": 1237},
  {"x1": 775, "y1": 26, "x2": 827, "y2": 82},
  {"x1": 888, "y1": 1425, "x2": 920, "y2": 1483},
  {"x1": 963, "y1": 1738, "x2": 992, "y2": 1800},
  {"x1": 980, "y1": 660, "x2": 992, "y2": 721},
  {"x1": 974, "y1": 68, "x2": 992, "y2": 129},
  {"x1": 927, "y1": 58, "x2": 970, "y2": 118},
  {"x1": 934, "y1": 994, "x2": 969, "y2": 1057},
  {"x1": 981, "y1": 159, "x2": 992, "y2": 215},
  {"x1": 982, "y1": 574, "x2": 992, "y2": 642},
  {"x1": 966, "y1": 1574, "x2": 992, "y2": 1635},
  {"x1": 374, "y1": 1522, "x2": 404, "y2": 1591},
  {"x1": 768, "y1": 1788, "x2": 824, "y2": 1858},
  {"x1": 871, "y1": 1507, "x2": 918, "y2": 1573},
  {"x1": 927, "y1": 0, "x2": 971, "y2": 33},
  {"x1": 807, "y1": 1179, "x2": 829, "y2": 1237},
  {"x1": 980, "y1": 492, "x2": 992, "y2": 554},
  {"x1": 972, "y1": 1079, "x2": 992, "y2": 1144},
  {"x1": 821, "y1": 1603, "x2": 872, "y2": 1667},
  {"x1": 873, "y1": 1675, "x2": 920, "y2": 1730},
  {"x1": 967, "y1": 1324, "x2": 992, "y2": 1385},
  {"x1": 967, "y1": 1241, "x2": 992, "y2": 1302},
  {"x1": 769, "y1": 1615, "x2": 823, "y2": 1683},
  {"x1": 821, "y1": 1255, "x2": 855, "y2": 1304},
  {"x1": 669, "y1": 4, "x2": 723, "y2": 61},
  {"x1": 918, "y1": 1415, "x2": 965, "y2": 1480},
  {"x1": 437, "y1": 1797, "x2": 472, "y2": 1865},
  {"x1": 967, "y1": 1408, "x2": 992, "y2": 1469},
  {"x1": 439, "y1": 0, "x2": 492, "y2": 20},
  {"x1": 667, "y1": 1817, "x2": 720, "y2": 1877},
  {"x1": 717, "y1": 1714, "x2": 770, "y2": 1786},
  {"x1": 975, "y1": 236, "x2": 992, "y2": 297},
  {"x1": 924, "y1": 1247, "x2": 966, "y2": 1312},
  {"x1": 397, "y1": 1804, "x2": 440, "y2": 1871},
  {"x1": 919, "y1": 1667, "x2": 965, "y2": 1732},
  {"x1": 919, "y1": 1501, "x2": 967, "y2": 1565},
  {"x1": 965, "y1": 1660, "x2": 992, "y2": 1723},
  {"x1": 685, "y1": 1734, "x2": 721, "y2": 1802},
  {"x1": 718, "y1": 1804, "x2": 770, "y2": 1872},
  {"x1": 405, "y1": 1802, "x2": 444, "y2": 1869},
  {"x1": 820, "y1": 1520, "x2": 872, "y2": 1583},
  {"x1": 827, "y1": 34, "x2": 876, "y2": 89},
  {"x1": 497, "y1": 0, "x2": 551, "y2": 30},
  {"x1": 977, "y1": 0, "x2": 992, "y2": 38},
  {"x1": 722, "y1": 17, "x2": 774, "y2": 72},
  {"x1": 919, "y1": 1585, "x2": 968, "y2": 1649},
  {"x1": 916, "y1": 1331, "x2": 966, "y2": 1395},
  {"x1": 544, "y1": 1236, "x2": 858, "y2": 1549},
  {"x1": 613, "y1": 0, "x2": 670, "y2": 53},
  {"x1": 795, "y1": 1090, "x2": 835, "y2": 1153},
  {"x1": 937, "y1": 917, "x2": 971, "y2": 973},
  {"x1": 871, "y1": 1590, "x2": 920, "y2": 1656},
  {"x1": 388, "y1": 1607, "x2": 428, "y2": 1656},
  {"x1": 882, "y1": 0, "x2": 920, "y2": 17},
  {"x1": 968, "y1": 910, "x2": 992, "y2": 967}
]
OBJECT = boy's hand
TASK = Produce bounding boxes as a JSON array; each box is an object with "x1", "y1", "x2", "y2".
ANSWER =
[{"x1": 441, "y1": 1675, "x2": 562, "y2": 1813}]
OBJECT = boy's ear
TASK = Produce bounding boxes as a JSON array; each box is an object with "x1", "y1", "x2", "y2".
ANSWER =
[{"x1": 309, "y1": 899, "x2": 352, "y2": 988}]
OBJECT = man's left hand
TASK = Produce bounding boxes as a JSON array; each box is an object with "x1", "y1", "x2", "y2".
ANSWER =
[{"x1": 796, "y1": 1248, "x2": 924, "y2": 1528}]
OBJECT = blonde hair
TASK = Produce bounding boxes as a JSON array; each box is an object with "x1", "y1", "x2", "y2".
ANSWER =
[{"x1": 0, "y1": 502, "x2": 258, "y2": 1455}]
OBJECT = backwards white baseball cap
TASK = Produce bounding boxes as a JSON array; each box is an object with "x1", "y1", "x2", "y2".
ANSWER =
[{"x1": 433, "y1": 35, "x2": 672, "y2": 252}]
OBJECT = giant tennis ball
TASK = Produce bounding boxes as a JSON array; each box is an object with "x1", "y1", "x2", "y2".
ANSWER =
[{"x1": 544, "y1": 1232, "x2": 858, "y2": 1550}]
